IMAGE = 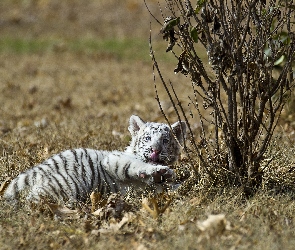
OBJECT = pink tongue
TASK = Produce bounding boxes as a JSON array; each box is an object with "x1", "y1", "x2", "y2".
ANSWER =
[{"x1": 150, "y1": 151, "x2": 159, "y2": 162}]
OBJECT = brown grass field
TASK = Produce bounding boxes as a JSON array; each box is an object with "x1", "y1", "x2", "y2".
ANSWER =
[{"x1": 1, "y1": 1, "x2": 295, "y2": 249}]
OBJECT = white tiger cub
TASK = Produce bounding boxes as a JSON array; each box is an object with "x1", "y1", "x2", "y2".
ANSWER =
[{"x1": 3, "y1": 115, "x2": 186, "y2": 206}]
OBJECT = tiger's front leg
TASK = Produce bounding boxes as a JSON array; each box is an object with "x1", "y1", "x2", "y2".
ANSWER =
[
  {"x1": 138, "y1": 166, "x2": 175, "y2": 185},
  {"x1": 102, "y1": 152, "x2": 175, "y2": 185}
]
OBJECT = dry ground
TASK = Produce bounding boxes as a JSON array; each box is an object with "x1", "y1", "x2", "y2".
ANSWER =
[{"x1": 1, "y1": 1, "x2": 295, "y2": 249}]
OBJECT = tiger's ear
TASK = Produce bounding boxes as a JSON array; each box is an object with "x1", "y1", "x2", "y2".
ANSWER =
[
  {"x1": 128, "y1": 115, "x2": 146, "y2": 136},
  {"x1": 171, "y1": 121, "x2": 187, "y2": 146}
]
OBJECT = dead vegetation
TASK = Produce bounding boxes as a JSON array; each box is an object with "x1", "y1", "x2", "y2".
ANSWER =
[
  {"x1": 148, "y1": 0, "x2": 295, "y2": 197},
  {"x1": 0, "y1": 1, "x2": 295, "y2": 249}
]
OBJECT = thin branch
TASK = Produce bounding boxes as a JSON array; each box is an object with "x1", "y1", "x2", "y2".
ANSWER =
[{"x1": 144, "y1": 0, "x2": 163, "y2": 26}]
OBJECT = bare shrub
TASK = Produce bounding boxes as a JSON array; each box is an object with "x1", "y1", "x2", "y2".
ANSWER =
[{"x1": 146, "y1": 0, "x2": 295, "y2": 196}]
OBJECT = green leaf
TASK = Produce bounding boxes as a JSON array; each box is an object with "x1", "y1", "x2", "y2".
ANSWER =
[
  {"x1": 190, "y1": 27, "x2": 199, "y2": 43},
  {"x1": 274, "y1": 55, "x2": 285, "y2": 66},
  {"x1": 195, "y1": 0, "x2": 207, "y2": 14},
  {"x1": 264, "y1": 48, "x2": 271, "y2": 57},
  {"x1": 161, "y1": 17, "x2": 180, "y2": 33}
]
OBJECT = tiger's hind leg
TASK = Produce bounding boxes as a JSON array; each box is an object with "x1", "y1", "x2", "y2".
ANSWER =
[
  {"x1": 26, "y1": 186, "x2": 78, "y2": 217},
  {"x1": 26, "y1": 185, "x2": 54, "y2": 205}
]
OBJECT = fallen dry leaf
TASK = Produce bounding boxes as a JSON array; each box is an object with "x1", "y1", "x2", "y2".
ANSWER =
[
  {"x1": 98, "y1": 212, "x2": 136, "y2": 234},
  {"x1": 46, "y1": 203, "x2": 79, "y2": 220},
  {"x1": 142, "y1": 194, "x2": 172, "y2": 219},
  {"x1": 92, "y1": 193, "x2": 130, "y2": 219},
  {"x1": 136, "y1": 243, "x2": 148, "y2": 250},
  {"x1": 90, "y1": 191, "x2": 102, "y2": 212},
  {"x1": 92, "y1": 207, "x2": 104, "y2": 217},
  {"x1": 197, "y1": 214, "x2": 230, "y2": 236}
]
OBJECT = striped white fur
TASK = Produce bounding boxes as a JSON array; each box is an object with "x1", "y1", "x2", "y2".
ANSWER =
[{"x1": 3, "y1": 115, "x2": 186, "y2": 206}]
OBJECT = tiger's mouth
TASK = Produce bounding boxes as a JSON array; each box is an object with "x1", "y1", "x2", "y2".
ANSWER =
[
  {"x1": 150, "y1": 151, "x2": 160, "y2": 162},
  {"x1": 148, "y1": 151, "x2": 166, "y2": 165}
]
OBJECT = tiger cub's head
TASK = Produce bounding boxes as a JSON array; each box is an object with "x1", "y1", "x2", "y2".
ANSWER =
[{"x1": 126, "y1": 115, "x2": 186, "y2": 165}]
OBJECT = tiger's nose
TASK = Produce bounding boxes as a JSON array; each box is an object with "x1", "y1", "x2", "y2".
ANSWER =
[
  {"x1": 150, "y1": 149, "x2": 160, "y2": 162},
  {"x1": 152, "y1": 149, "x2": 161, "y2": 154},
  {"x1": 151, "y1": 142, "x2": 162, "y2": 154}
]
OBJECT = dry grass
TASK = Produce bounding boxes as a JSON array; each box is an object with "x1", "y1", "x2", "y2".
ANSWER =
[{"x1": 1, "y1": 1, "x2": 295, "y2": 249}]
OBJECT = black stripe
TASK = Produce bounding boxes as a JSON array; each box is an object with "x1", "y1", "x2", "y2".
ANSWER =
[
  {"x1": 82, "y1": 148, "x2": 90, "y2": 158},
  {"x1": 31, "y1": 170, "x2": 38, "y2": 183},
  {"x1": 101, "y1": 155, "x2": 118, "y2": 192},
  {"x1": 98, "y1": 164, "x2": 108, "y2": 194},
  {"x1": 49, "y1": 174, "x2": 68, "y2": 200},
  {"x1": 123, "y1": 163, "x2": 131, "y2": 179},
  {"x1": 115, "y1": 162, "x2": 120, "y2": 178},
  {"x1": 48, "y1": 157, "x2": 69, "y2": 187},
  {"x1": 105, "y1": 156, "x2": 110, "y2": 168},
  {"x1": 72, "y1": 175, "x2": 82, "y2": 200},
  {"x1": 71, "y1": 149, "x2": 79, "y2": 165},
  {"x1": 86, "y1": 151, "x2": 96, "y2": 188},
  {"x1": 47, "y1": 183, "x2": 60, "y2": 199},
  {"x1": 35, "y1": 165, "x2": 49, "y2": 179},
  {"x1": 102, "y1": 163, "x2": 119, "y2": 193},
  {"x1": 80, "y1": 149, "x2": 90, "y2": 188},
  {"x1": 34, "y1": 168, "x2": 46, "y2": 186},
  {"x1": 94, "y1": 183, "x2": 101, "y2": 193},
  {"x1": 58, "y1": 153, "x2": 73, "y2": 175},
  {"x1": 94, "y1": 152, "x2": 102, "y2": 191},
  {"x1": 50, "y1": 157, "x2": 72, "y2": 185},
  {"x1": 68, "y1": 151, "x2": 88, "y2": 200},
  {"x1": 70, "y1": 149, "x2": 88, "y2": 194},
  {"x1": 56, "y1": 154, "x2": 69, "y2": 174},
  {"x1": 66, "y1": 168, "x2": 82, "y2": 200},
  {"x1": 106, "y1": 173, "x2": 119, "y2": 193},
  {"x1": 58, "y1": 153, "x2": 80, "y2": 199},
  {"x1": 49, "y1": 157, "x2": 60, "y2": 172},
  {"x1": 42, "y1": 162, "x2": 59, "y2": 179},
  {"x1": 23, "y1": 174, "x2": 30, "y2": 186},
  {"x1": 44, "y1": 161, "x2": 72, "y2": 194},
  {"x1": 30, "y1": 168, "x2": 55, "y2": 200}
]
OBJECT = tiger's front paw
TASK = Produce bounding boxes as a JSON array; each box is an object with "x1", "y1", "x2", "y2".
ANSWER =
[{"x1": 139, "y1": 167, "x2": 175, "y2": 184}]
